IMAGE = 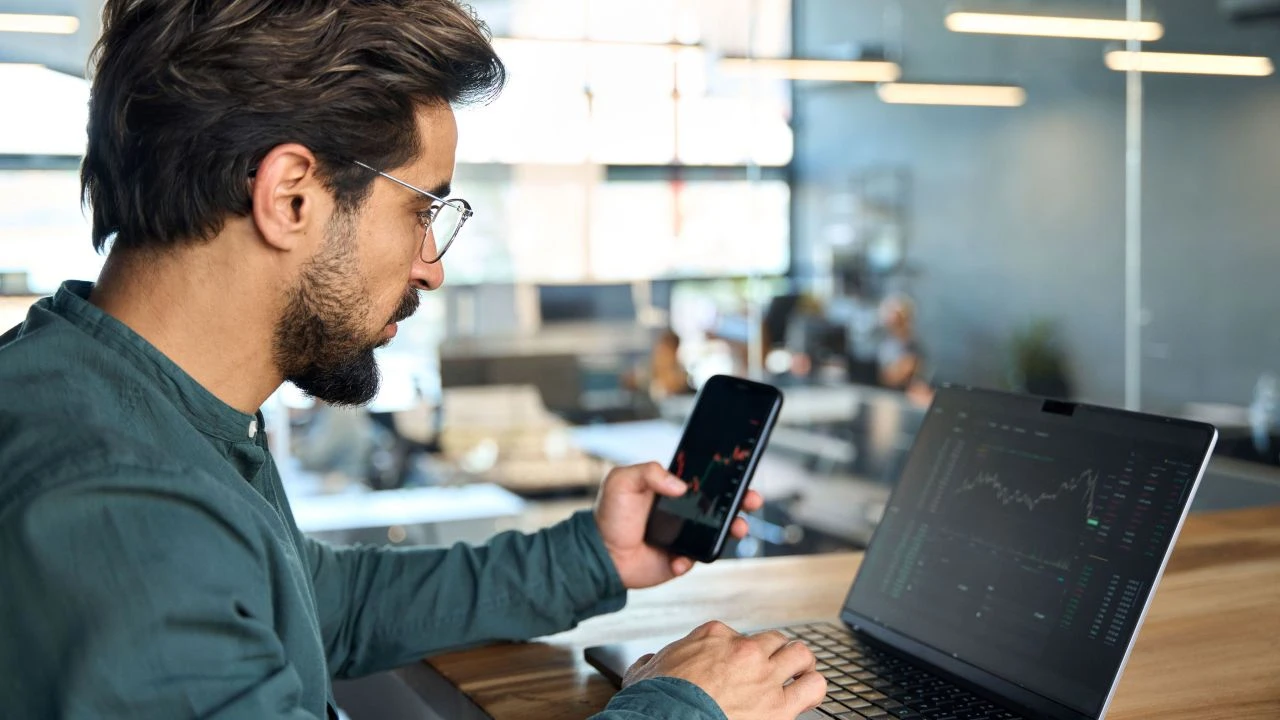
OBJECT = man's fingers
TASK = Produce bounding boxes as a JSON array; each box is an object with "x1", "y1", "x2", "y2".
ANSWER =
[
  {"x1": 619, "y1": 462, "x2": 686, "y2": 496},
  {"x1": 670, "y1": 556, "x2": 694, "y2": 576},
  {"x1": 690, "y1": 619, "x2": 737, "y2": 639},
  {"x1": 728, "y1": 516, "x2": 749, "y2": 539},
  {"x1": 740, "y1": 490, "x2": 764, "y2": 512},
  {"x1": 750, "y1": 629, "x2": 792, "y2": 656},
  {"x1": 770, "y1": 640, "x2": 817, "y2": 684},
  {"x1": 782, "y1": 669, "x2": 828, "y2": 714}
]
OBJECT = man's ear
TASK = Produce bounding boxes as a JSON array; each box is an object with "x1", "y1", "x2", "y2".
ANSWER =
[{"x1": 250, "y1": 144, "x2": 327, "y2": 252}]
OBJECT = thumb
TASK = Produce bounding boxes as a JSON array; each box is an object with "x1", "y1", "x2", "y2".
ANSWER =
[{"x1": 612, "y1": 462, "x2": 686, "y2": 496}]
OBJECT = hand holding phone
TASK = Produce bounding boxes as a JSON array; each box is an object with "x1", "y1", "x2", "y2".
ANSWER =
[{"x1": 644, "y1": 375, "x2": 783, "y2": 562}]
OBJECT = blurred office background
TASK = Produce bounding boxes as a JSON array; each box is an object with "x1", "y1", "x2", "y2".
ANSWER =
[{"x1": 4, "y1": 0, "x2": 1280, "y2": 564}]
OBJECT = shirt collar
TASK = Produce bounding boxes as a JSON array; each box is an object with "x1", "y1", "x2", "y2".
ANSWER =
[{"x1": 51, "y1": 280, "x2": 262, "y2": 444}]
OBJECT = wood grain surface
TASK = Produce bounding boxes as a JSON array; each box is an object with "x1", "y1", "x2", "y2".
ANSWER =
[{"x1": 424, "y1": 506, "x2": 1280, "y2": 719}]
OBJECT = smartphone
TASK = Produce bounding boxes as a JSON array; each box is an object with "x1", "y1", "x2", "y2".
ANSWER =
[{"x1": 644, "y1": 374, "x2": 784, "y2": 563}]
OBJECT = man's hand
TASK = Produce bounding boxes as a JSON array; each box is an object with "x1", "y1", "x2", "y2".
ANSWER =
[
  {"x1": 594, "y1": 462, "x2": 764, "y2": 589},
  {"x1": 623, "y1": 621, "x2": 826, "y2": 719}
]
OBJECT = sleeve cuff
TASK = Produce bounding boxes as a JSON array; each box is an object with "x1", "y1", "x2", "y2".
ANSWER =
[
  {"x1": 550, "y1": 510, "x2": 628, "y2": 621},
  {"x1": 603, "y1": 677, "x2": 727, "y2": 720}
]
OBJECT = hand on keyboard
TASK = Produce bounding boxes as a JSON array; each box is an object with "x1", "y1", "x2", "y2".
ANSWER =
[{"x1": 622, "y1": 620, "x2": 828, "y2": 720}]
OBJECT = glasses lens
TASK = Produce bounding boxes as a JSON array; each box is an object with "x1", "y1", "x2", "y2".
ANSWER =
[{"x1": 422, "y1": 201, "x2": 465, "y2": 263}]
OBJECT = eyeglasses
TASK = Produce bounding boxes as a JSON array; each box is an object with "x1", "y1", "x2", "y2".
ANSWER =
[{"x1": 352, "y1": 160, "x2": 472, "y2": 264}]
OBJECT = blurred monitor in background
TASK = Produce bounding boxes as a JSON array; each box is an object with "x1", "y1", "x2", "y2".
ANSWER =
[{"x1": 537, "y1": 283, "x2": 636, "y2": 325}]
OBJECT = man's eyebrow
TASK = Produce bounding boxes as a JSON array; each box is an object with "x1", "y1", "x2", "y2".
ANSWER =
[{"x1": 404, "y1": 181, "x2": 452, "y2": 209}]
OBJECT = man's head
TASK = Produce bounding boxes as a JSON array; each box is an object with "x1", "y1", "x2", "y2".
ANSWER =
[{"x1": 83, "y1": 1, "x2": 504, "y2": 405}]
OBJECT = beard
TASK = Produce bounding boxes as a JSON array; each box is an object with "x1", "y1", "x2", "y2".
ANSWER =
[{"x1": 273, "y1": 211, "x2": 420, "y2": 407}]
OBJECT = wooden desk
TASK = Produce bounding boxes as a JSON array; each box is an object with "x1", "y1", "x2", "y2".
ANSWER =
[{"x1": 423, "y1": 507, "x2": 1280, "y2": 719}]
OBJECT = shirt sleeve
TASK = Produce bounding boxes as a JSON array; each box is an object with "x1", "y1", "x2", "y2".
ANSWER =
[
  {"x1": 590, "y1": 678, "x2": 728, "y2": 720},
  {"x1": 0, "y1": 470, "x2": 323, "y2": 719},
  {"x1": 303, "y1": 509, "x2": 629, "y2": 679}
]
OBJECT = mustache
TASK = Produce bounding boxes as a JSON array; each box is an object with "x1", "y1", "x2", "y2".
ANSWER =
[{"x1": 390, "y1": 290, "x2": 421, "y2": 324}]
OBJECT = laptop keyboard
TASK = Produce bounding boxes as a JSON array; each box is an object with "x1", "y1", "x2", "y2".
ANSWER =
[{"x1": 780, "y1": 622, "x2": 1024, "y2": 720}]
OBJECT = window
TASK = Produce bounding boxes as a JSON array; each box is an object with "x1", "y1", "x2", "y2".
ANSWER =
[
  {"x1": 449, "y1": 0, "x2": 794, "y2": 282},
  {"x1": 0, "y1": 64, "x2": 97, "y2": 295},
  {"x1": 0, "y1": 2, "x2": 793, "y2": 293}
]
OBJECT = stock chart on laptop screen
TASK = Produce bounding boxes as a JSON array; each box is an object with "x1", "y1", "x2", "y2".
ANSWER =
[{"x1": 847, "y1": 390, "x2": 1212, "y2": 716}]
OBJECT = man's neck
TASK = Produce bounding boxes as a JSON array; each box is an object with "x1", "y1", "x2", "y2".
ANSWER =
[{"x1": 89, "y1": 242, "x2": 285, "y2": 415}]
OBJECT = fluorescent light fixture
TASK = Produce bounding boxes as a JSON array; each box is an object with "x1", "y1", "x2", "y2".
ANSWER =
[
  {"x1": 492, "y1": 37, "x2": 699, "y2": 51},
  {"x1": 945, "y1": 11, "x2": 1162, "y2": 41},
  {"x1": 0, "y1": 13, "x2": 80, "y2": 34},
  {"x1": 719, "y1": 58, "x2": 901, "y2": 83},
  {"x1": 1105, "y1": 50, "x2": 1274, "y2": 76},
  {"x1": 877, "y1": 82, "x2": 1027, "y2": 107}
]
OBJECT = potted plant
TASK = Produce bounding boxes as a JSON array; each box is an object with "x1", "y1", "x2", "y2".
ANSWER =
[{"x1": 1009, "y1": 319, "x2": 1073, "y2": 400}]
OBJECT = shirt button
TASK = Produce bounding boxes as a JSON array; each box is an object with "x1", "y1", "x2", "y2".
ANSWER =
[{"x1": 248, "y1": 419, "x2": 258, "y2": 438}]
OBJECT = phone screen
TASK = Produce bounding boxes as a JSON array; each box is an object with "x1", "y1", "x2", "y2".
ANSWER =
[{"x1": 644, "y1": 375, "x2": 783, "y2": 562}]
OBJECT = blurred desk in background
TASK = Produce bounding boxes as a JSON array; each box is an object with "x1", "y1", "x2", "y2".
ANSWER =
[
  {"x1": 1177, "y1": 402, "x2": 1280, "y2": 511},
  {"x1": 439, "y1": 324, "x2": 654, "y2": 421},
  {"x1": 290, "y1": 484, "x2": 525, "y2": 547},
  {"x1": 438, "y1": 385, "x2": 610, "y2": 496},
  {"x1": 656, "y1": 382, "x2": 919, "y2": 427}
]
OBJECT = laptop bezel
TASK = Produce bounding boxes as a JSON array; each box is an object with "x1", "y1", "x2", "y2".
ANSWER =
[{"x1": 839, "y1": 386, "x2": 1218, "y2": 720}]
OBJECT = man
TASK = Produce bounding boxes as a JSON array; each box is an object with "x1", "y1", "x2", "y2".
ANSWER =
[
  {"x1": 0, "y1": 2, "x2": 826, "y2": 719},
  {"x1": 877, "y1": 295, "x2": 926, "y2": 391}
]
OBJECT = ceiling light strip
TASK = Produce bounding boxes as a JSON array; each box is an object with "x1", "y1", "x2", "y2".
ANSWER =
[
  {"x1": 0, "y1": 13, "x2": 80, "y2": 35},
  {"x1": 877, "y1": 82, "x2": 1027, "y2": 107},
  {"x1": 1104, "y1": 50, "x2": 1274, "y2": 76},
  {"x1": 946, "y1": 12, "x2": 1163, "y2": 41}
]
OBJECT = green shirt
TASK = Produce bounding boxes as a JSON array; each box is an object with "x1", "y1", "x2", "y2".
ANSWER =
[{"x1": 0, "y1": 281, "x2": 724, "y2": 720}]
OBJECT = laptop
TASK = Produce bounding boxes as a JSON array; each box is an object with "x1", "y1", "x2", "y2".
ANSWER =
[{"x1": 586, "y1": 387, "x2": 1218, "y2": 720}]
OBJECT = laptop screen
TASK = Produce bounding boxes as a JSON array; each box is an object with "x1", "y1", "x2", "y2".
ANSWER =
[{"x1": 845, "y1": 388, "x2": 1215, "y2": 718}]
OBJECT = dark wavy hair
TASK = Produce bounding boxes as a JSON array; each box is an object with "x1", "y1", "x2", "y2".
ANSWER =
[{"x1": 82, "y1": 0, "x2": 505, "y2": 253}]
